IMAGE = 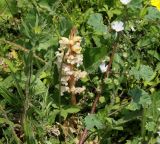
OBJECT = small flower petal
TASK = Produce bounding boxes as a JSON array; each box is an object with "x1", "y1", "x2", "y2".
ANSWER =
[
  {"x1": 120, "y1": 0, "x2": 131, "y2": 5},
  {"x1": 111, "y1": 21, "x2": 124, "y2": 32},
  {"x1": 151, "y1": 0, "x2": 160, "y2": 10},
  {"x1": 99, "y1": 63, "x2": 108, "y2": 73}
]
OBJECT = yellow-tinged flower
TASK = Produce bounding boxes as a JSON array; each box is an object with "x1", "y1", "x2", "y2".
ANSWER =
[
  {"x1": 151, "y1": 0, "x2": 160, "y2": 10},
  {"x1": 9, "y1": 50, "x2": 18, "y2": 59}
]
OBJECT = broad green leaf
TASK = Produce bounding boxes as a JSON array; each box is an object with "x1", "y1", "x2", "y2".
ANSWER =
[
  {"x1": 0, "y1": 118, "x2": 14, "y2": 126},
  {"x1": 148, "y1": 50, "x2": 160, "y2": 61},
  {"x1": 65, "y1": 107, "x2": 80, "y2": 113},
  {"x1": 126, "y1": 138, "x2": 142, "y2": 144},
  {"x1": 84, "y1": 114, "x2": 104, "y2": 130},
  {"x1": 0, "y1": 75, "x2": 13, "y2": 89},
  {"x1": 32, "y1": 78, "x2": 47, "y2": 95},
  {"x1": 87, "y1": 13, "x2": 107, "y2": 34},
  {"x1": 0, "y1": 86, "x2": 16, "y2": 104},
  {"x1": 139, "y1": 65, "x2": 154, "y2": 81},
  {"x1": 129, "y1": 65, "x2": 154, "y2": 82},
  {"x1": 36, "y1": 36, "x2": 58, "y2": 51},
  {"x1": 61, "y1": 106, "x2": 80, "y2": 119},
  {"x1": 130, "y1": 67, "x2": 140, "y2": 80},
  {"x1": 145, "y1": 122, "x2": 156, "y2": 132},
  {"x1": 145, "y1": 7, "x2": 160, "y2": 20},
  {"x1": 128, "y1": 0, "x2": 143, "y2": 9},
  {"x1": 127, "y1": 87, "x2": 151, "y2": 110}
]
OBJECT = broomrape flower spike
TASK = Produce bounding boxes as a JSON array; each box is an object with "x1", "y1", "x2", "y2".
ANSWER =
[
  {"x1": 120, "y1": 0, "x2": 131, "y2": 5},
  {"x1": 55, "y1": 27, "x2": 87, "y2": 104},
  {"x1": 111, "y1": 21, "x2": 124, "y2": 32},
  {"x1": 151, "y1": 0, "x2": 160, "y2": 10}
]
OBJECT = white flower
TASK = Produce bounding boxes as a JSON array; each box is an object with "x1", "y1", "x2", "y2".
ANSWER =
[
  {"x1": 99, "y1": 62, "x2": 108, "y2": 73},
  {"x1": 157, "y1": 131, "x2": 160, "y2": 136},
  {"x1": 120, "y1": 0, "x2": 131, "y2": 5},
  {"x1": 111, "y1": 21, "x2": 124, "y2": 32}
]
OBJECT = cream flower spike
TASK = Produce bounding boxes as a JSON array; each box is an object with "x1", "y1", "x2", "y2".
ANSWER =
[
  {"x1": 71, "y1": 44, "x2": 82, "y2": 54},
  {"x1": 59, "y1": 37, "x2": 70, "y2": 45},
  {"x1": 73, "y1": 36, "x2": 82, "y2": 42},
  {"x1": 55, "y1": 27, "x2": 87, "y2": 101}
]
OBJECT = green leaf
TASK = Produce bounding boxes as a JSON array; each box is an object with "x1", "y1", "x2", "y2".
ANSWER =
[
  {"x1": 128, "y1": 0, "x2": 143, "y2": 9},
  {"x1": 0, "y1": 75, "x2": 13, "y2": 89},
  {"x1": 148, "y1": 50, "x2": 160, "y2": 61},
  {"x1": 129, "y1": 67, "x2": 140, "y2": 80},
  {"x1": 145, "y1": 121, "x2": 156, "y2": 132},
  {"x1": 129, "y1": 65, "x2": 154, "y2": 82},
  {"x1": 65, "y1": 107, "x2": 80, "y2": 113},
  {"x1": 84, "y1": 114, "x2": 104, "y2": 130},
  {"x1": 0, "y1": 118, "x2": 14, "y2": 126},
  {"x1": 139, "y1": 65, "x2": 154, "y2": 81},
  {"x1": 61, "y1": 106, "x2": 80, "y2": 119},
  {"x1": 36, "y1": 36, "x2": 58, "y2": 51},
  {"x1": 32, "y1": 78, "x2": 47, "y2": 95},
  {"x1": 127, "y1": 87, "x2": 151, "y2": 110},
  {"x1": 0, "y1": 86, "x2": 16, "y2": 104},
  {"x1": 145, "y1": 7, "x2": 160, "y2": 20},
  {"x1": 87, "y1": 13, "x2": 107, "y2": 34}
]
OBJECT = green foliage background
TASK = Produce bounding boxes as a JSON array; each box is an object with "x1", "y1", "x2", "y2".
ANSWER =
[{"x1": 0, "y1": 0, "x2": 160, "y2": 144}]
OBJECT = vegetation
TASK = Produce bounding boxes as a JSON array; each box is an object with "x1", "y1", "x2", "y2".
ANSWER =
[{"x1": 0, "y1": 0, "x2": 160, "y2": 144}]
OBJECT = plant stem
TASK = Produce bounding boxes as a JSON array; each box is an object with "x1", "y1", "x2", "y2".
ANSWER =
[
  {"x1": 22, "y1": 52, "x2": 32, "y2": 128},
  {"x1": 79, "y1": 44, "x2": 118, "y2": 144},
  {"x1": 58, "y1": 51, "x2": 65, "y2": 122},
  {"x1": 1, "y1": 40, "x2": 47, "y2": 64},
  {"x1": 0, "y1": 105, "x2": 22, "y2": 144},
  {"x1": 141, "y1": 107, "x2": 147, "y2": 143}
]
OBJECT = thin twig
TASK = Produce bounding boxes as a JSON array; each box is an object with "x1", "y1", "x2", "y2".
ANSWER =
[
  {"x1": 79, "y1": 44, "x2": 118, "y2": 144},
  {"x1": 0, "y1": 105, "x2": 22, "y2": 144},
  {"x1": 1, "y1": 40, "x2": 47, "y2": 64}
]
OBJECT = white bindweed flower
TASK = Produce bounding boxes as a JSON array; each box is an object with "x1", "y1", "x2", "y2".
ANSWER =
[
  {"x1": 120, "y1": 0, "x2": 131, "y2": 5},
  {"x1": 99, "y1": 62, "x2": 108, "y2": 73},
  {"x1": 111, "y1": 21, "x2": 124, "y2": 32}
]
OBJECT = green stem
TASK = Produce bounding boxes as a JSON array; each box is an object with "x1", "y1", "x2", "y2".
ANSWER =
[
  {"x1": 58, "y1": 51, "x2": 65, "y2": 122},
  {"x1": 22, "y1": 52, "x2": 32, "y2": 127},
  {"x1": 0, "y1": 105, "x2": 22, "y2": 144},
  {"x1": 141, "y1": 107, "x2": 147, "y2": 143}
]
